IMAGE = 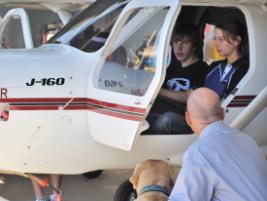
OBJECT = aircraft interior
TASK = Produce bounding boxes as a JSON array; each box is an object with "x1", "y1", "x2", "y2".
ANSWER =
[{"x1": 143, "y1": 5, "x2": 249, "y2": 135}]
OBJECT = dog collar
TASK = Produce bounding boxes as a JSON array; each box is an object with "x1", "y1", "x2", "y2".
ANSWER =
[{"x1": 138, "y1": 185, "x2": 170, "y2": 197}]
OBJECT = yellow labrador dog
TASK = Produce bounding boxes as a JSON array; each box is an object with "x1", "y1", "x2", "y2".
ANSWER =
[{"x1": 130, "y1": 160, "x2": 177, "y2": 201}]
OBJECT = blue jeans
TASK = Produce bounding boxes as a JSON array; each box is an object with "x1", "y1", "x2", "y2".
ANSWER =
[{"x1": 144, "y1": 112, "x2": 192, "y2": 134}]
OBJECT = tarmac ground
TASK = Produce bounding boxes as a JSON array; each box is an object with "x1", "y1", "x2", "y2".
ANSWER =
[{"x1": 0, "y1": 170, "x2": 132, "y2": 201}]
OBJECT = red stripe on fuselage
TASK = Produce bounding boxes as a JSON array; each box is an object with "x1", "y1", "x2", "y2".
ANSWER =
[
  {"x1": 227, "y1": 95, "x2": 256, "y2": 107},
  {"x1": 1, "y1": 97, "x2": 145, "y2": 121},
  {"x1": 1, "y1": 97, "x2": 145, "y2": 113}
]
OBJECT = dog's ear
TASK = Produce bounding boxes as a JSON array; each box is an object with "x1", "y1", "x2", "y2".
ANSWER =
[
  {"x1": 129, "y1": 163, "x2": 142, "y2": 190},
  {"x1": 129, "y1": 175, "x2": 138, "y2": 190}
]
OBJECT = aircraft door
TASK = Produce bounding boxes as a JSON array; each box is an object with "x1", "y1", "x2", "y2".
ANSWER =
[
  {"x1": 0, "y1": 8, "x2": 33, "y2": 49},
  {"x1": 88, "y1": 0, "x2": 180, "y2": 150}
]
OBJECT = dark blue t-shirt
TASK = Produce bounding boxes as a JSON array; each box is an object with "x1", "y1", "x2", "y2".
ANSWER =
[{"x1": 205, "y1": 57, "x2": 249, "y2": 99}]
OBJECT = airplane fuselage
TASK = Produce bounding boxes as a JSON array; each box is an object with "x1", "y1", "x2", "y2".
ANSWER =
[{"x1": 0, "y1": 0, "x2": 267, "y2": 175}]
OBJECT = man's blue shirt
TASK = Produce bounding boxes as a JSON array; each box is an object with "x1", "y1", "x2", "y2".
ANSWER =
[{"x1": 169, "y1": 121, "x2": 267, "y2": 201}]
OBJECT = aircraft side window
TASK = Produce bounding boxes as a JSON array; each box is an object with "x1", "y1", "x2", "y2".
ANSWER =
[
  {"x1": 95, "y1": 7, "x2": 169, "y2": 96},
  {"x1": 0, "y1": 15, "x2": 25, "y2": 48}
]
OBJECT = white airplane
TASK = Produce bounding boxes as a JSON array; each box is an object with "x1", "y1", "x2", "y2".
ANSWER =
[
  {"x1": 0, "y1": 0, "x2": 93, "y2": 49},
  {"x1": 0, "y1": 0, "x2": 267, "y2": 200}
]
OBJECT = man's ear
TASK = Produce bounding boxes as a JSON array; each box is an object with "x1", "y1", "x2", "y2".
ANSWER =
[
  {"x1": 185, "y1": 111, "x2": 192, "y2": 127},
  {"x1": 220, "y1": 107, "x2": 225, "y2": 120}
]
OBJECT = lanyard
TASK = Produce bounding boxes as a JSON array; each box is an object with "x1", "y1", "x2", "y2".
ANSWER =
[{"x1": 220, "y1": 63, "x2": 233, "y2": 82}]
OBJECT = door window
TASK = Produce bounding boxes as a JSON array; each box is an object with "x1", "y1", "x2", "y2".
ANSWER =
[{"x1": 95, "y1": 7, "x2": 169, "y2": 96}]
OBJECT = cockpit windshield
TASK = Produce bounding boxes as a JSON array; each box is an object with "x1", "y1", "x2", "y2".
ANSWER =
[{"x1": 48, "y1": 0, "x2": 128, "y2": 52}]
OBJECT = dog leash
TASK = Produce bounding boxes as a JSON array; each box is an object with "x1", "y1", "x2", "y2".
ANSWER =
[{"x1": 138, "y1": 184, "x2": 170, "y2": 197}]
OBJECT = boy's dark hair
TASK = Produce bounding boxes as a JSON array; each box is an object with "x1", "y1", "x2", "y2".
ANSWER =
[
  {"x1": 171, "y1": 22, "x2": 201, "y2": 57},
  {"x1": 215, "y1": 18, "x2": 248, "y2": 56}
]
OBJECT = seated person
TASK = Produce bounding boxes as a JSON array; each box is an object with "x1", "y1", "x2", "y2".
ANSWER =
[
  {"x1": 205, "y1": 18, "x2": 249, "y2": 99},
  {"x1": 144, "y1": 22, "x2": 208, "y2": 134}
]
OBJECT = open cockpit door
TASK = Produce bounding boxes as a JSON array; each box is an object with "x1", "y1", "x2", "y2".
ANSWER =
[
  {"x1": 88, "y1": 0, "x2": 180, "y2": 150},
  {"x1": 0, "y1": 8, "x2": 33, "y2": 49}
]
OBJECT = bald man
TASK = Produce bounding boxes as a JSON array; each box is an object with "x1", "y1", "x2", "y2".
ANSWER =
[{"x1": 169, "y1": 88, "x2": 267, "y2": 201}]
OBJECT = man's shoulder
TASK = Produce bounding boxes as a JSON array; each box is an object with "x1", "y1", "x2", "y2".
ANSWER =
[
  {"x1": 184, "y1": 134, "x2": 222, "y2": 165},
  {"x1": 187, "y1": 60, "x2": 208, "y2": 70},
  {"x1": 184, "y1": 142, "x2": 209, "y2": 161},
  {"x1": 186, "y1": 140, "x2": 213, "y2": 154}
]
